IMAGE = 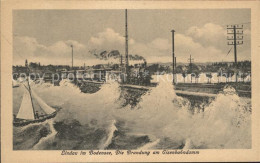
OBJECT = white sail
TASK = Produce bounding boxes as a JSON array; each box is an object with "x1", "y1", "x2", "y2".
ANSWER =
[
  {"x1": 16, "y1": 85, "x2": 35, "y2": 120},
  {"x1": 31, "y1": 90, "x2": 56, "y2": 114}
]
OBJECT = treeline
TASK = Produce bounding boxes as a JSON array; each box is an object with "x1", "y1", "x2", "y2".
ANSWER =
[
  {"x1": 175, "y1": 61, "x2": 251, "y2": 73},
  {"x1": 146, "y1": 61, "x2": 251, "y2": 75}
]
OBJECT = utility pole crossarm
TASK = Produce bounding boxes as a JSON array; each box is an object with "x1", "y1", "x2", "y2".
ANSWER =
[
  {"x1": 227, "y1": 32, "x2": 243, "y2": 34},
  {"x1": 236, "y1": 41, "x2": 243, "y2": 45},
  {"x1": 227, "y1": 27, "x2": 243, "y2": 29},
  {"x1": 226, "y1": 24, "x2": 244, "y2": 82},
  {"x1": 227, "y1": 38, "x2": 243, "y2": 41},
  {"x1": 228, "y1": 42, "x2": 243, "y2": 45}
]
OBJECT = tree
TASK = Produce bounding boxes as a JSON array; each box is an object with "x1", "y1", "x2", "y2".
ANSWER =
[
  {"x1": 29, "y1": 62, "x2": 38, "y2": 69},
  {"x1": 217, "y1": 71, "x2": 221, "y2": 83},
  {"x1": 25, "y1": 59, "x2": 28, "y2": 67},
  {"x1": 217, "y1": 69, "x2": 229, "y2": 83},
  {"x1": 206, "y1": 73, "x2": 213, "y2": 83},
  {"x1": 193, "y1": 70, "x2": 200, "y2": 83},
  {"x1": 182, "y1": 72, "x2": 187, "y2": 83},
  {"x1": 240, "y1": 72, "x2": 248, "y2": 82},
  {"x1": 175, "y1": 65, "x2": 183, "y2": 73},
  {"x1": 226, "y1": 69, "x2": 234, "y2": 82}
]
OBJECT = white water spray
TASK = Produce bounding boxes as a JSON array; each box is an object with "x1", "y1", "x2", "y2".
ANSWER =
[
  {"x1": 13, "y1": 75, "x2": 251, "y2": 149},
  {"x1": 100, "y1": 120, "x2": 118, "y2": 149},
  {"x1": 138, "y1": 139, "x2": 160, "y2": 150},
  {"x1": 33, "y1": 119, "x2": 57, "y2": 149}
]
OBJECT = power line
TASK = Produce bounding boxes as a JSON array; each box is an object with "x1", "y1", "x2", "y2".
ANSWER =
[
  {"x1": 226, "y1": 47, "x2": 233, "y2": 56},
  {"x1": 228, "y1": 22, "x2": 251, "y2": 26},
  {"x1": 220, "y1": 22, "x2": 251, "y2": 28},
  {"x1": 0, "y1": 32, "x2": 25, "y2": 62}
]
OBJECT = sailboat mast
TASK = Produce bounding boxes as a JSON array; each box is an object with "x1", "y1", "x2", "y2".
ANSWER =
[
  {"x1": 26, "y1": 65, "x2": 36, "y2": 119},
  {"x1": 125, "y1": 9, "x2": 129, "y2": 80}
]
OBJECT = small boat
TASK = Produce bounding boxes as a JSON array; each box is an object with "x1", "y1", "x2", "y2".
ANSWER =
[{"x1": 13, "y1": 80, "x2": 60, "y2": 127}]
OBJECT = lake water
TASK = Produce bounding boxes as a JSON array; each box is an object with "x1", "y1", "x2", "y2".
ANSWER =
[{"x1": 13, "y1": 75, "x2": 251, "y2": 150}]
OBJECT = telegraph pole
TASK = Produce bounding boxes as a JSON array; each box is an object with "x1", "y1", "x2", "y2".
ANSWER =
[
  {"x1": 71, "y1": 45, "x2": 74, "y2": 70},
  {"x1": 188, "y1": 55, "x2": 194, "y2": 83},
  {"x1": 171, "y1": 30, "x2": 175, "y2": 83},
  {"x1": 188, "y1": 55, "x2": 194, "y2": 72},
  {"x1": 174, "y1": 57, "x2": 177, "y2": 70},
  {"x1": 227, "y1": 24, "x2": 243, "y2": 82},
  {"x1": 125, "y1": 9, "x2": 129, "y2": 81},
  {"x1": 174, "y1": 56, "x2": 177, "y2": 83},
  {"x1": 120, "y1": 55, "x2": 123, "y2": 66}
]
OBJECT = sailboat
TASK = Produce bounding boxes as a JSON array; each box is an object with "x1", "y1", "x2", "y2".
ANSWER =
[{"x1": 13, "y1": 80, "x2": 60, "y2": 127}]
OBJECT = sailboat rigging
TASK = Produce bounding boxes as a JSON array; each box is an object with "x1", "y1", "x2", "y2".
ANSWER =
[{"x1": 13, "y1": 69, "x2": 61, "y2": 127}]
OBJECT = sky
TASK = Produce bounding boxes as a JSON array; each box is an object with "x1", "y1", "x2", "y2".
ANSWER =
[{"x1": 13, "y1": 9, "x2": 251, "y2": 66}]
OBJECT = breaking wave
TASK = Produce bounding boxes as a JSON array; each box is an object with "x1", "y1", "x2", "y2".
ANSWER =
[
  {"x1": 13, "y1": 75, "x2": 251, "y2": 149},
  {"x1": 100, "y1": 120, "x2": 118, "y2": 149},
  {"x1": 33, "y1": 119, "x2": 57, "y2": 149}
]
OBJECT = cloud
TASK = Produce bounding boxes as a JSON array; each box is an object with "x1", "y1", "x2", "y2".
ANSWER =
[
  {"x1": 149, "y1": 38, "x2": 171, "y2": 51},
  {"x1": 174, "y1": 33, "x2": 228, "y2": 62},
  {"x1": 185, "y1": 23, "x2": 227, "y2": 49},
  {"x1": 89, "y1": 28, "x2": 135, "y2": 53},
  {"x1": 13, "y1": 36, "x2": 96, "y2": 66},
  {"x1": 87, "y1": 28, "x2": 170, "y2": 61},
  {"x1": 90, "y1": 28, "x2": 124, "y2": 45},
  {"x1": 12, "y1": 33, "x2": 224, "y2": 65},
  {"x1": 47, "y1": 40, "x2": 87, "y2": 59},
  {"x1": 14, "y1": 24, "x2": 250, "y2": 66},
  {"x1": 186, "y1": 23, "x2": 251, "y2": 54},
  {"x1": 14, "y1": 36, "x2": 46, "y2": 58},
  {"x1": 89, "y1": 28, "x2": 135, "y2": 52},
  {"x1": 186, "y1": 23, "x2": 225, "y2": 40},
  {"x1": 130, "y1": 33, "x2": 230, "y2": 63},
  {"x1": 244, "y1": 29, "x2": 251, "y2": 35},
  {"x1": 128, "y1": 39, "x2": 170, "y2": 62},
  {"x1": 131, "y1": 32, "x2": 248, "y2": 63}
]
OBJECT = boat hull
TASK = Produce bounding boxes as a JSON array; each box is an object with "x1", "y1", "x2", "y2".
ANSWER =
[{"x1": 13, "y1": 111, "x2": 57, "y2": 127}]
